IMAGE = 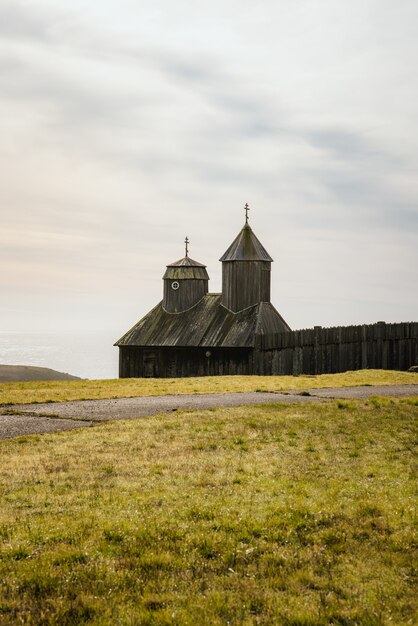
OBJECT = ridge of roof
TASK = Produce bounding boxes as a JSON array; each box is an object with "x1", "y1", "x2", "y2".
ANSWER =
[{"x1": 219, "y1": 223, "x2": 273, "y2": 262}]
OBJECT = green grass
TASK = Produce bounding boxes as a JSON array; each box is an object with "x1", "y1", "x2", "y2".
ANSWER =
[
  {"x1": 0, "y1": 398, "x2": 417, "y2": 624},
  {"x1": 0, "y1": 369, "x2": 416, "y2": 405}
]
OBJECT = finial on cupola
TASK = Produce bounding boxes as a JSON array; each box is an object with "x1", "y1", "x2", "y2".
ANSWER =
[
  {"x1": 244, "y1": 203, "x2": 250, "y2": 224},
  {"x1": 185, "y1": 236, "x2": 189, "y2": 257}
]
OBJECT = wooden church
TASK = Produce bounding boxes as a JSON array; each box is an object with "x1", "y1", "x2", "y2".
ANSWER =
[{"x1": 115, "y1": 205, "x2": 291, "y2": 377}]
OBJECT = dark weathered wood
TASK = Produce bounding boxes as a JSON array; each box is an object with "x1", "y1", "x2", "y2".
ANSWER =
[
  {"x1": 119, "y1": 346, "x2": 253, "y2": 378},
  {"x1": 163, "y1": 279, "x2": 208, "y2": 313},
  {"x1": 118, "y1": 321, "x2": 418, "y2": 378},
  {"x1": 162, "y1": 256, "x2": 209, "y2": 313},
  {"x1": 253, "y1": 321, "x2": 418, "y2": 376},
  {"x1": 116, "y1": 216, "x2": 417, "y2": 378},
  {"x1": 219, "y1": 224, "x2": 273, "y2": 262},
  {"x1": 115, "y1": 295, "x2": 290, "y2": 349},
  {"x1": 221, "y1": 261, "x2": 271, "y2": 312},
  {"x1": 220, "y1": 223, "x2": 276, "y2": 313}
]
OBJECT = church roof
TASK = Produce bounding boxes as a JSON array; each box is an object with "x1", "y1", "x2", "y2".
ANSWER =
[
  {"x1": 115, "y1": 294, "x2": 290, "y2": 348},
  {"x1": 163, "y1": 255, "x2": 209, "y2": 280},
  {"x1": 166, "y1": 256, "x2": 206, "y2": 268},
  {"x1": 220, "y1": 224, "x2": 273, "y2": 262}
]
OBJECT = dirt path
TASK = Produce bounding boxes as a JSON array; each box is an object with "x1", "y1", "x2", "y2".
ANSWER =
[{"x1": 1, "y1": 384, "x2": 417, "y2": 441}]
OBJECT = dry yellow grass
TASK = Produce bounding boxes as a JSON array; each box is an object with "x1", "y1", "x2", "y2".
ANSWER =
[
  {"x1": 0, "y1": 398, "x2": 416, "y2": 624},
  {"x1": 0, "y1": 369, "x2": 416, "y2": 405}
]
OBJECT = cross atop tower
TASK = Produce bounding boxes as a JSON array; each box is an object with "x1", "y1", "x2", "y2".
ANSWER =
[
  {"x1": 185, "y1": 236, "x2": 189, "y2": 257},
  {"x1": 244, "y1": 203, "x2": 250, "y2": 224}
]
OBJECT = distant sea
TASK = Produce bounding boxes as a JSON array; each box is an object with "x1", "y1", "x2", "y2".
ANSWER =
[{"x1": 0, "y1": 330, "x2": 119, "y2": 380}]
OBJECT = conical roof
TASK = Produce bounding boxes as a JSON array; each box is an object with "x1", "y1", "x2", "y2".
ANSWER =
[
  {"x1": 166, "y1": 256, "x2": 206, "y2": 268},
  {"x1": 163, "y1": 255, "x2": 209, "y2": 280},
  {"x1": 220, "y1": 224, "x2": 273, "y2": 262}
]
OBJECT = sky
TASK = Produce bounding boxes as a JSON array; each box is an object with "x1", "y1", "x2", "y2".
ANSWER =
[{"x1": 1, "y1": 0, "x2": 417, "y2": 340}]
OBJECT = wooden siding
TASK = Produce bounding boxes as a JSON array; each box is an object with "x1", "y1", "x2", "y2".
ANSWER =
[
  {"x1": 119, "y1": 321, "x2": 418, "y2": 378},
  {"x1": 119, "y1": 346, "x2": 253, "y2": 378},
  {"x1": 163, "y1": 278, "x2": 208, "y2": 313},
  {"x1": 221, "y1": 261, "x2": 271, "y2": 312},
  {"x1": 255, "y1": 322, "x2": 418, "y2": 374}
]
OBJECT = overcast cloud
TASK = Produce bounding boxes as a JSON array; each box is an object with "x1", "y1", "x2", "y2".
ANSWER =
[{"x1": 0, "y1": 0, "x2": 417, "y2": 336}]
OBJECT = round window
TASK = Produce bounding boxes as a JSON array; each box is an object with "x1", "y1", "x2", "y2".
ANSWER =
[{"x1": 171, "y1": 281, "x2": 180, "y2": 290}]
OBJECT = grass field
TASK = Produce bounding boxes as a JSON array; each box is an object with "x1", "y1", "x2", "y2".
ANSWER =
[
  {"x1": 0, "y1": 369, "x2": 416, "y2": 405},
  {"x1": 0, "y1": 397, "x2": 417, "y2": 624}
]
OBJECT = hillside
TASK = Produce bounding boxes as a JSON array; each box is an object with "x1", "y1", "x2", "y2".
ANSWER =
[{"x1": 0, "y1": 364, "x2": 81, "y2": 383}]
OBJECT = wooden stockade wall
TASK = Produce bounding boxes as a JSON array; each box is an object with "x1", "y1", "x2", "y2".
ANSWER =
[{"x1": 254, "y1": 322, "x2": 418, "y2": 375}]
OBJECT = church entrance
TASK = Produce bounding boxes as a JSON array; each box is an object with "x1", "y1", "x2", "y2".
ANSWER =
[{"x1": 143, "y1": 351, "x2": 159, "y2": 377}]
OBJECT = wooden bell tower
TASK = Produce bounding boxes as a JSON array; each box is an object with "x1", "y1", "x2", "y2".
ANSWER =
[{"x1": 220, "y1": 204, "x2": 273, "y2": 312}]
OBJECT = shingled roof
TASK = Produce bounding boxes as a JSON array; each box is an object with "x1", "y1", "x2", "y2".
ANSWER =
[
  {"x1": 163, "y1": 255, "x2": 209, "y2": 280},
  {"x1": 115, "y1": 294, "x2": 290, "y2": 348},
  {"x1": 166, "y1": 256, "x2": 206, "y2": 268},
  {"x1": 220, "y1": 223, "x2": 273, "y2": 262}
]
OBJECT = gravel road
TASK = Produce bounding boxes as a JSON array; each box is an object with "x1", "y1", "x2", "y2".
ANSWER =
[{"x1": 1, "y1": 384, "x2": 417, "y2": 440}]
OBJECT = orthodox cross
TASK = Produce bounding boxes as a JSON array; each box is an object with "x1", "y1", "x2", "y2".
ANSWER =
[
  {"x1": 185, "y1": 236, "x2": 189, "y2": 257},
  {"x1": 244, "y1": 203, "x2": 250, "y2": 224}
]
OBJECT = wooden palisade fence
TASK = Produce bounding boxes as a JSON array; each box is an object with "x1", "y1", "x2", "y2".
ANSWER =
[{"x1": 254, "y1": 321, "x2": 418, "y2": 375}]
